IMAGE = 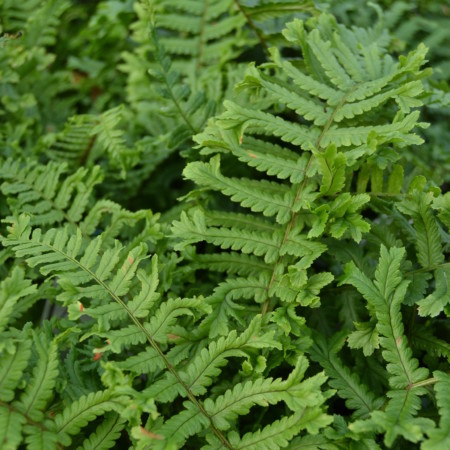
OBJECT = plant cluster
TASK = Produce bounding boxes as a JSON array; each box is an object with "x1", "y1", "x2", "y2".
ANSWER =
[{"x1": 0, "y1": 1, "x2": 449, "y2": 449}]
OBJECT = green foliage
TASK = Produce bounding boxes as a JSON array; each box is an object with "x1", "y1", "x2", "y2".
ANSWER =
[{"x1": 0, "y1": 0, "x2": 449, "y2": 449}]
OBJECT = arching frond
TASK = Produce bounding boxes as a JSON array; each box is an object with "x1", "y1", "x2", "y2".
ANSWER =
[{"x1": 0, "y1": 159, "x2": 102, "y2": 227}]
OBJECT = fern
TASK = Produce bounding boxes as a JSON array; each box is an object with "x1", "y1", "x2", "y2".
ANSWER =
[
  {"x1": 78, "y1": 413, "x2": 126, "y2": 450},
  {"x1": 343, "y1": 245, "x2": 434, "y2": 446},
  {"x1": 14, "y1": 329, "x2": 59, "y2": 422},
  {"x1": 0, "y1": 159, "x2": 102, "y2": 227},
  {"x1": 396, "y1": 190, "x2": 450, "y2": 317},
  {"x1": 173, "y1": 12, "x2": 427, "y2": 333},
  {"x1": 2, "y1": 216, "x2": 332, "y2": 448},
  {"x1": 0, "y1": 325, "x2": 126, "y2": 449},
  {"x1": 0, "y1": 1, "x2": 448, "y2": 448},
  {"x1": 0, "y1": 328, "x2": 32, "y2": 403},
  {"x1": 0, "y1": 267, "x2": 36, "y2": 342},
  {"x1": 54, "y1": 391, "x2": 126, "y2": 447},
  {"x1": 309, "y1": 332, "x2": 384, "y2": 419},
  {"x1": 422, "y1": 371, "x2": 450, "y2": 449},
  {"x1": 153, "y1": 0, "x2": 250, "y2": 68}
]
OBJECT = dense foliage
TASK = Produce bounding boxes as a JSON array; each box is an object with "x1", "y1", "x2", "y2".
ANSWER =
[{"x1": 0, "y1": 1, "x2": 449, "y2": 449}]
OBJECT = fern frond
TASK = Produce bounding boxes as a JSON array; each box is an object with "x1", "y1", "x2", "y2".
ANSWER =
[
  {"x1": 0, "y1": 159, "x2": 103, "y2": 227},
  {"x1": 78, "y1": 413, "x2": 126, "y2": 450},
  {"x1": 0, "y1": 0, "x2": 41, "y2": 30},
  {"x1": 432, "y1": 192, "x2": 450, "y2": 229},
  {"x1": 396, "y1": 191, "x2": 449, "y2": 317},
  {"x1": 14, "y1": 330, "x2": 59, "y2": 422},
  {"x1": 80, "y1": 199, "x2": 161, "y2": 248},
  {"x1": 190, "y1": 252, "x2": 270, "y2": 277},
  {"x1": 422, "y1": 371, "x2": 450, "y2": 449},
  {"x1": 181, "y1": 316, "x2": 280, "y2": 396},
  {"x1": 152, "y1": 356, "x2": 330, "y2": 448},
  {"x1": 347, "y1": 320, "x2": 379, "y2": 357},
  {"x1": 54, "y1": 390, "x2": 125, "y2": 446},
  {"x1": 344, "y1": 245, "x2": 434, "y2": 446},
  {"x1": 153, "y1": 401, "x2": 209, "y2": 448},
  {"x1": 352, "y1": 389, "x2": 434, "y2": 447},
  {"x1": 225, "y1": 410, "x2": 326, "y2": 450},
  {"x1": 309, "y1": 333, "x2": 384, "y2": 419},
  {"x1": 43, "y1": 114, "x2": 98, "y2": 165},
  {"x1": 416, "y1": 267, "x2": 450, "y2": 318},
  {"x1": 154, "y1": 0, "x2": 248, "y2": 67},
  {"x1": 411, "y1": 328, "x2": 450, "y2": 361},
  {"x1": 398, "y1": 191, "x2": 444, "y2": 269},
  {"x1": 0, "y1": 4, "x2": 444, "y2": 449},
  {"x1": 2, "y1": 216, "x2": 201, "y2": 354},
  {"x1": 343, "y1": 245, "x2": 428, "y2": 389},
  {"x1": 228, "y1": 134, "x2": 310, "y2": 184},
  {"x1": 204, "y1": 356, "x2": 328, "y2": 429},
  {"x1": 0, "y1": 406, "x2": 26, "y2": 450},
  {"x1": 116, "y1": 347, "x2": 164, "y2": 374},
  {"x1": 143, "y1": 315, "x2": 279, "y2": 404},
  {"x1": 173, "y1": 208, "x2": 282, "y2": 263},
  {"x1": 150, "y1": 25, "x2": 214, "y2": 134},
  {"x1": 1, "y1": 215, "x2": 232, "y2": 447},
  {"x1": 0, "y1": 331, "x2": 32, "y2": 402},
  {"x1": 219, "y1": 100, "x2": 318, "y2": 148},
  {"x1": 203, "y1": 209, "x2": 277, "y2": 233},
  {"x1": 23, "y1": 425, "x2": 59, "y2": 450},
  {"x1": 184, "y1": 156, "x2": 295, "y2": 224},
  {"x1": 22, "y1": 0, "x2": 70, "y2": 48},
  {"x1": 180, "y1": 12, "x2": 427, "y2": 329},
  {"x1": 0, "y1": 267, "x2": 36, "y2": 337},
  {"x1": 91, "y1": 106, "x2": 139, "y2": 175}
]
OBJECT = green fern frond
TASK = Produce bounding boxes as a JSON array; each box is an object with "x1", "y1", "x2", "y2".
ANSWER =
[
  {"x1": 91, "y1": 106, "x2": 139, "y2": 175},
  {"x1": 0, "y1": 267, "x2": 36, "y2": 338},
  {"x1": 43, "y1": 107, "x2": 139, "y2": 174},
  {"x1": 422, "y1": 371, "x2": 450, "y2": 449},
  {"x1": 142, "y1": 315, "x2": 279, "y2": 404},
  {"x1": 78, "y1": 413, "x2": 126, "y2": 450},
  {"x1": 310, "y1": 333, "x2": 384, "y2": 419},
  {"x1": 22, "y1": 425, "x2": 59, "y2": 450},
  {"x1": 225, "y1": 409, "x2": 331, "y2": 450},
  {"x1": 0, "y1": 327, "x2": 110, "y2": 449},
  {"x1": 184, "y1": 156, "x2": 295, "y2": 224},
  {"x1": 411, "y1": 327, "x2": 450, "y2": 361},
  {"x1": 432, "y1": 192, "x2": 450, "y2": 229},
  {"x1": 54, "y1": 390, "x2": 125, "y2": 447},
  {"x1": 0, "y1": 2, "x2": 446, "y2": 448},
  {"x1": 154, "y1": 0, "x2": 248, "y2": 67},
  {"x1": 181, "y1": 316, "x2": 280, "y2": 396},
  {"x1": 1, "y1": 216, "x2": 260, "y2": 447},
  {"x1": 395, "y1": 191, "x2": 450, "y2": 317},
  {"x1": 0, "y1": 159, "x2": 103, "y2": 227},
  {"x1": 191, "y1": 252, "x2": 270, "y2": 277},
  {"x1": 150, "y1": 26, "x2": 215, "y2": 135},
  {"x1": 0, "y1": 329, "x2": 32, "y2": 402},
  {"x1": 343, "y1": 246, "x2": 428, "y2": 389},
  {"x1": 151, "y1": 356, "x2": 330, "y2": 448},
  {"x1": 343, "y1": 245, "x2": 434, "y2": 445},
  {"x1": 398, "y1": 191, "x2": 444, "y2": 269},
  {"x1": 14, "y1": 330, "x2": 59, "y2": 422},
  {"x1": 220, "y1": 133, "x2": 310, "y2": 184},
  {"x1": 0, "y1": 0, "x2": 41, "y2": 30},
  {"x1": 177, "y1": 12, "x2": 428, "y2": 328},
  {"x1": 352, "y1": 389, "x2": 434, "y2": 447},
  {"x1": 43, "y1": 114, "x2": 99, "y2": 165},
  {"x1": 0, "y1": 406, "x2": 26, "y2": 450},
  {"x1": 22, "y1": 0, "x2": 70, "y2": 48},
  {"x1": 416, "y1": 267, "x2": 450, "y2": 317},
  {"x1": 204, "y1": 356, "x2": 329, "y2": 428}
]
